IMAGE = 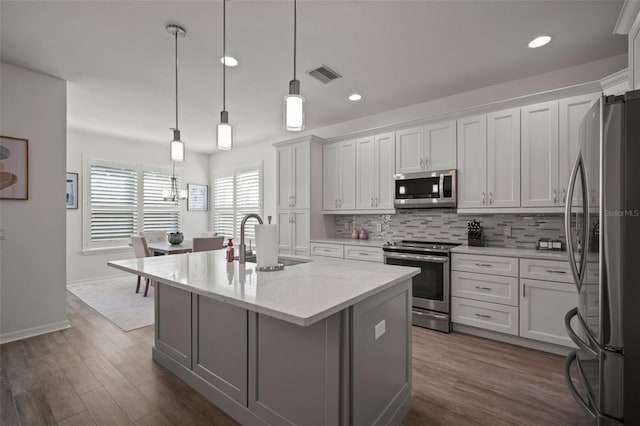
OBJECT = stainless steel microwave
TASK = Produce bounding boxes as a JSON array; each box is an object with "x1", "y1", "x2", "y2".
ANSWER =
[{"x1": 393, "y1": 169, "x2": 457, "y2": 208}]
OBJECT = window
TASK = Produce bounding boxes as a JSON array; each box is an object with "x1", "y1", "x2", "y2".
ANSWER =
[
  {"x1": 212, "y1": 164, "x2": 262, "y2": 241},
  {"x1": 85, "y1": 159, "x2": 181, "y2": 251}
]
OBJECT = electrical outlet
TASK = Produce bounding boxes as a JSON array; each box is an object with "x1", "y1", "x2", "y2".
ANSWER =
[
  {"x1": 503, "y1": 226, "x2": 511, "y2": 237},
  {"x1": 376, "y1": 223, "x2": 382, "y2": 232},
  {"x1": 375, "y1": 320, "x2": 386, "y2": 340}
]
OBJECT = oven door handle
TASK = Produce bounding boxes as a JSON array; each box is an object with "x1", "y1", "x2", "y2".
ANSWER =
[{"x1": 383, "y1": 252, "x2": 449, "y2": 263}]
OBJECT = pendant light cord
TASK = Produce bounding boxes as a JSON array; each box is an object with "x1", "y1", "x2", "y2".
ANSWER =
[
  {"x1": 223, "y1": 0, "x2": 226, "y2": 111},
  {"x1": 175, "y1": 31, "x2": 179, "y2": 129},
  {"x1": 293, "y1": 0, "x2": 297, "y2": 81}
]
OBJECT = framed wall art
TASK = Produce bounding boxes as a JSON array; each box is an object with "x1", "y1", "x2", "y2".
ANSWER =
[
  {"x1": 187, "y1": 183, "x2": 208, "y2": 211},
  {"x1": 0, "y1": 136, "x2": 29, "y2": 200},
  {"x1": 66, "y1": 172, "x2": 78, "y2": 209}
]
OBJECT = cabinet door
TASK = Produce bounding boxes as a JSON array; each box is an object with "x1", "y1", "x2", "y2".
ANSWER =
[
  {"x1": 291, "y1": 141, "x2": 310, "y2": 209},
  {"x1": 355, "y1": 136, "x2": 376, "y2": 209},
  {"x1": 374, "y1": 132, "x2": 396, "y2": 209},
  {"x1": 457, "y1": 115, "x2": 487, "y2": 209},
  {"x1": 323, "y1": 144, "x2": 339, "y2": 210},
  {"x1": 291, "y1": 211, "x2": 310, "y2": 256},
  {"x1": 520, "y1": 279, "x2": 577, "y2": 347},
  {"x1": 276, "y1": 146, "x2": 292, "y2": 210},
  {"x1": 338, "y1": 140, "x2": 356, "y2": 210},
  {"x1": 521, "y1": 101, "x2": 560, "y2": 207},
  {"x1": 487, "y1": 108, "x2": 520, "y2": 208},
  {"x1": 277, "y1": 211, "x2": 292, "y2": 254},
  {"x1": 424, "y1": 120, "x2": 456, "y2": 171},
  {"x1": 558, "y1": 93, "x2": 598, "y2": 206},
  {"x1": 395, "y1": 127, "x2": 423, "y2": 174}
]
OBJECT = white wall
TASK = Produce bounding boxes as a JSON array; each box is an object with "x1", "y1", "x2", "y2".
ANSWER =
[
  {"x1": 0, "y1": 63, "x2": 68, "y2": 343},
  {"x1": 66, "y1": 129, "x2": 210, "y2": 284},
  {"x1": 210, "y1": 55, "x2": 626, "y2": 235}
]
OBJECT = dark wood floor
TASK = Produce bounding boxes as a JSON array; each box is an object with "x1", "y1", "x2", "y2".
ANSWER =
[{"x1": 0, "y1": 291, "x2": 579, "y2": 425}]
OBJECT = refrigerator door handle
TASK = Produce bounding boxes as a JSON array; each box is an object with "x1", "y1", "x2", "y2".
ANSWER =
[
  {"x1": 564, "y1": 351, "x2": 598, "y2": 420},
  {"x1": 564, "y1": 308, "x2": 598, "y2": 357},
  {"x1": 564, "y1": 152, "x2": 589, "y2": 292}
]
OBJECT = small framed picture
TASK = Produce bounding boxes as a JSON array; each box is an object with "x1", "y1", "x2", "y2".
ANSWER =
[
  {"x1": 187, "y1": 183, "x2": 208, "y2": 211},
  {"x1": 66, "y1": 172, "x2": 78, "y2": 209},
  {"x1": 0, "y1": 136, "x2": 29, "y2": 200}
]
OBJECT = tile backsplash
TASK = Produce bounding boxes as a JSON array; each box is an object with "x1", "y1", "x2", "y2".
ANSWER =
[{"x1": 334, "y1": 210, "x2": 566, "y2": 250}]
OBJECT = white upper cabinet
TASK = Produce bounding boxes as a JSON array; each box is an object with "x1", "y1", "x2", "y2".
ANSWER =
[
  {"x1": 276, "y1": 141, "x2": 309, "y2": 210},
  {"x1": 323, "y1": 140, "x2": 356, "y2": 211},
  {"x1": 356, "y1": 133, "x2": 396, "y2": 210},
  {"x1": 457, "y1": 115, "x2": 487, "y2": 209},
  {"x1": 424, "y1": 121, "x2": 457, "y2": 171},
  {"x1": 395, "y1": 128, "x2": 423, "y2": 174},
  {"x1": 521, "y1": 101, "x2": 560, "y2": 207},
  {"x1": 395, "y1": 122, "x2": 456, "y2": 174},
  {"x1": 558, "y1": 93, "x2": 600, "y2": 206},
  {"x1": 487, "y1": 108, "x2": 521, "y2": 208}
]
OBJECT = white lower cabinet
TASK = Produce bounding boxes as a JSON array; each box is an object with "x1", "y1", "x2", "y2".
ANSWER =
[
  {"x1": 451, "y1": 253, "x2": 578, "y2": 349},
  {"x1": 451, "y1": 297, "x2": 519, "y2": 336},
  {"x1": 519, "y1": 278, "x2": 577, "y2": 347},
  {"x1": 310, "y1": 241, "x2": 383, "y2": 263}
]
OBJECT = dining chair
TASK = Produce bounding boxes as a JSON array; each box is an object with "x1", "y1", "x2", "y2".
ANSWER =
[
  {"x1": 141, "y1": 230, "x2": 167, "y2": 243},
  {"x1": 131, "y1": 235, "x2": 153, "y2": 296},
  {"x1": 193, "y1": 236, "x2": 225, "y2": 252}
]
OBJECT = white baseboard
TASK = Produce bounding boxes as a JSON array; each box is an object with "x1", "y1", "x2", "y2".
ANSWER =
[
  {"x1": 67, "y1": 272, "x2": 131, "y2": 287},
  {"x1": 0, "y1": 320, "x2": 70, "y2": 344},
  {"x1": 452, "y1": 323, "x2": 573, "y2": 356}
]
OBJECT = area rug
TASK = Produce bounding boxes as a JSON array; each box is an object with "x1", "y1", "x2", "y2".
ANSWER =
[{"x1": 68, "y1": 277, "x2": 154, "y2": 332}]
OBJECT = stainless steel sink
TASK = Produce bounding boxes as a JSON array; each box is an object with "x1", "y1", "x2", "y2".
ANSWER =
[{"x1": 243, "y1": 255, "x2": 310, "y2": 267}]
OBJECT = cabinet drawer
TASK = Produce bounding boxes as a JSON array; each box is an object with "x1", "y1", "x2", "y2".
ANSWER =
[
  {"x1": 343, "y1": 245, "x2": 383, "y2": 263},
  {"x1": 451, "y1": 271, "x2": 519, "y2": 306},
  {"x1": 309, "y1": 242, "x2": 344, "y2": 259},
  {"x1": 451, "y1": 254, "x2": 518, "y2": 277},
  {"x1": 519, "y1": 258, "x2": 572, "y2": 283},
  {"x1": 451, "y1": 297, "x2": 519, "y2": 336}
]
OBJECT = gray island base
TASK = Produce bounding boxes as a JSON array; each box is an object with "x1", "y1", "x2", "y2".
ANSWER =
[{"x1": 109, "y1": 251, "x2": 419, "y2": 425}]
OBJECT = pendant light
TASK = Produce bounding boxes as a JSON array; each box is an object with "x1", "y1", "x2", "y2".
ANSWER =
[
  {"x1": 216, "y1": 0, "x2": 233, "y2": 150},
  {"x1": 167, "y1": 24, "x2": 186, "y2": 162},
  {"x1": 284, "y1": 0, "x2": 304, "y2": 131}
]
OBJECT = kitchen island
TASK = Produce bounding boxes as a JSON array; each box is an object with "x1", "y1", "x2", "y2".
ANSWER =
[{"x1": 108, "y1": 250, "x2": 419, "y2": 426}]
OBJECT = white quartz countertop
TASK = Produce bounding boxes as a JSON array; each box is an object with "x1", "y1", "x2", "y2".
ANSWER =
[
  {"x1": 310, "y1": 238, "x2": 386, "y2": 248},
  {"x1": 108, "y1": 250, "x2": 419, "y2": 327},
  {"x1": 451, "y1": 245, "x2": 570, "y2": 261}
]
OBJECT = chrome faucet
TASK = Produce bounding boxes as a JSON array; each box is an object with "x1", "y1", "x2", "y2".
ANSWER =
[{"x1": 239, "y1": 213, "x2": 263, "y2": 264}]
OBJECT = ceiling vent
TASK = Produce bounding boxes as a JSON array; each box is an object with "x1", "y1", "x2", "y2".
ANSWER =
[{"x1": 306, "y1": 65, "x2": 342, "y2": 84}]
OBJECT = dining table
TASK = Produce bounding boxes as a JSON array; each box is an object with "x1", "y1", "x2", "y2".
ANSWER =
[{"x1": 147, "y1": 240, "x2": 193, "y2": 255}]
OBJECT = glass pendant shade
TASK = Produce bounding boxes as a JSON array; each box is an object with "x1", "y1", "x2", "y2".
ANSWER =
[
  {"x1": 170, "y1": 129, "x2": 185, "y2": 162},
  {"x1": 284, "y1": 94, "x2": 305, "y2": 131},
  {"x1": 216, "y1": 110, "x2": 233, "y2": 151}
]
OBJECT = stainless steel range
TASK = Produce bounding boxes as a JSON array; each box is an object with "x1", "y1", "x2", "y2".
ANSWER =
[{"x1": 382, "y1": 240, "x2": 460, "y2": 333}]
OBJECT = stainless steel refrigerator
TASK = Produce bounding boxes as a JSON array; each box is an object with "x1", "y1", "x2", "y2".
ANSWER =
[{"x1": 563, "y1": 90, "x2": 640, "y2": 425}]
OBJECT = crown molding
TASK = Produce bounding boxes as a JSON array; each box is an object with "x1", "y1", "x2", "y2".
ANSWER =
[
  {"x1": 614, "y1": 1, "x2": 640, "y2": 34},
  {"x1": 600, "y1": 68, "x2": 629, "y2": 90}
]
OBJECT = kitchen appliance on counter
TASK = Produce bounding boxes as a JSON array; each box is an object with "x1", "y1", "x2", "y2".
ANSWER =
[
  {"x1": 382, "y1": 240, "x2": 460, "y2": 332},
  {"x1": 393, "y1": 169, "x2": 456, "y2": 209},
  {"x1": 563, "y1": 91, "x2": 640, "y2": 425}
]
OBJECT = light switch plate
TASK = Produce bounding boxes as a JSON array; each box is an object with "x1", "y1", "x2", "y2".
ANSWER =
[
  {"x1": 376, "y1": 223, "x2": 382, "y2": 232},
  {"x1": 503, "y1": 226, "x2": 511, "y2": 237},
  {"x1": 375, "y1": 320, "x2": 386, "y2": 340},
  {"x1": 0, "y1": 228, "x2": 5, "y2": 240}
]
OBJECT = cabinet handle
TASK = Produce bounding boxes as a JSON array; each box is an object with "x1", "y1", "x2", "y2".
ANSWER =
[
  {"x1": 475, "y1": 263, "x2": 492, "y2": 267},
  {"x1": 475, "y1": 286, "x2": 492, "y2": 291},
  {"x1": 523, "y1": 283, "x2": 526, "y2": 297},
  {"x1": 489, "y1": 192, "x2": 493, "y2": 205},
  {"x1": 553, "y1": 189, "x2": 558, "y2": 204},
  {"x1": 475, "y1": 313, "x2": 492, "y2": 319},
  {"x1": 291, "y1": 195, "x2": 296, "y2": 207},
  {"x1": 546, "y1": 269, "x2": 567, "y2": 274},
  {"x1": 420, "y1": 159, "x2": 424, "y2": 169},
  {"x1": 374, "y1": 197, "x2": 378, "y2": 207},
  {"x1": 371, "y1": 197, "x2": 374, "y2": 207},
  {"x1": 424, "y1": 158, "x2": 428, "y2": 168},
  {"x1": 359, "y1": 252, "x2": 369, "y2": 256},
  {"x1": 482, "y1": 192, "x2": 485, "y2": 205},
  {"x1": 562, "y1": 188, "x2": 566, "y2": 203},
  {"x1": 335, "y1": 200, "x2": 338, "y2": 208},
  {"x1": 291, "y1": 213, "x2": 295, "y2": 224}
]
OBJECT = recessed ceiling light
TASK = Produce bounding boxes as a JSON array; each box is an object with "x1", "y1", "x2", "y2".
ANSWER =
[
  {"x1": 220, "y1": 56, "x2": 238, "y2": 67},
  {"x1": 528, "y1": 35, "x2": 552, "y2": 48},
  {"x1": 348, "y1": 93, "x2": 362, "y2": 101}
]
